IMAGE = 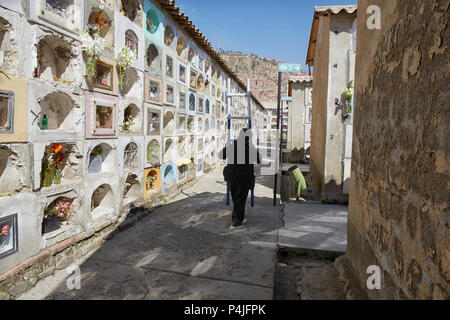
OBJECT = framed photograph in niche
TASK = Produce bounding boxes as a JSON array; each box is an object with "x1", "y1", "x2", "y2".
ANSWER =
[
  {"x1": 179, "y1": 92, "x2": 186, "y2": 110},
  {"x1": 0, "y1": 214, "x2": 18, "y2": 260},
  {"x1": 36, "y1": 0, "x2": 80, "y2": 33},
  {"x1": 94, "y1": 60, "x2": 114, "y2": 91},
  {"x1": 147, "y1": 108, "x2": 160, "y2": 135},
  {"x1": 92, "y1": 99, "x2": 116, "y2": 136},
  {"x1": 144, "y1": 74, "x2": 162, "y2": 105},
  {"x1": 165, "y1": 84, "x2": 175, "y2": 105},
  {"x1": 0, "y1": 90, "x2": 14, "y2": 134}
]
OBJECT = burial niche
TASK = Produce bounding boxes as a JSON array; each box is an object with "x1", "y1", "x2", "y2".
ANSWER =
[
  {"x1": 147, "y1": 139, "x2": 160, "y2": 166},
  {"x1": 91, "y1": 184, "x2": 114, "y2": 214},
  {"x1": 87, "y1": 8, "x2": 111, "y2": 38},
  {"x1": 123, "y1": 142, "x2": 139, "y2": 169},
  {"x1": 40, "y1": 143, "x2": 77, "y2": 188},
  {"x1": 146, "y1": 9, "x2": 159, "y2": 34},
  {"x1": 125, "y1": 29, "x2": 139, "y2": 59},
  {"x1": 0, "y1": 90, "x2": 13, "y2": 133},
  {"x1": 123, "y1": 103, "x2": 140, "y2": 132},
  {"x1": 146, "y1": 44, "x2": 160, "y2": 72},
  {"x1": 123, "y1": 174, "x2": 140, "y2": 204},
  {"x1": 42, "y1": 196, "x2": 74, "y2": 235},
  {"x1": 37, "y1": 35, "x2": 74, "y2": 82},
  {"x1": 163, "y1": 110, "x2": 174, "y2": 134},
  {"x1": 145, "y1": 168, "x2": 159, "y2": 191},
  {"x1": 121, "y1": 0, "x2": 141, "y2": 24},
  {"x1": 187, "y1": 116, "x2": 194, "y2": 133},
  {"x1": 176, "y1": 37, "x2": 187, "y2": 59},
  {"x1": 178, "y1": 164, "x2": 188, "y2": 181},
  {"x1": 164, "y1": 25, "x2": 175, "y2": 47},
  {"x1": 38, "y1": 92, "x2": 76, "y2": 131},
  {"x1": 164, "y1": 138, "x2": 174, "y2": 161},
  {"x1": 163, "y1": 164, "x2": 176, "y2": 188},
  {"x1": 88, "y1": 143, "x2": 113, "y2": 174}
]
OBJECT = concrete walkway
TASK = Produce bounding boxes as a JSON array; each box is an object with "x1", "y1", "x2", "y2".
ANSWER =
[
  {"x1": 21, "y1": 168, "x2": 281, "y2": 300},
  {"x1": 279, "y1": 202, "x2": 347, "y2": 253}
]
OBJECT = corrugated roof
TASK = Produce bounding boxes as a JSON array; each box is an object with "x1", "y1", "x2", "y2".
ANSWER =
[
  {"x1": 306, "y1": 5, "x2": 357, "y2": 67},
  {"x1": 314, "y1": 5, "x2": 357, "y2": 15},
  {"x1": 289, "y1": 75, "x2": 313, "y2": 84},
  {"x1": 156, "y1": 0, "x2": 265, "y2": 110}
]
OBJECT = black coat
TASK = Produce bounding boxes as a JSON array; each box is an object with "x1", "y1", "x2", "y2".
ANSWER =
[{"x1": 220, "y1": 140, "x2": 261, "y2": 188}]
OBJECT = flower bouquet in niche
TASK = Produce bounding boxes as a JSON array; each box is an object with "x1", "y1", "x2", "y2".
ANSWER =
[
  {"x1": 81, "y1": 29, "x2": 106, "y2": 78},
  {"x1": 43, "y1": 197, "x2": 73, "y2": 234},
  {"x1": 42, "y1": 143, "x2": 66, "y2": 187},
  {"x1": 117, "y1": 46, "x2": 136, "y2": 93}
]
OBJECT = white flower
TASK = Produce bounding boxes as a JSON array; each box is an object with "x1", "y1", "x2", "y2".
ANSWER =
[
  {"x1": 117, "y1": 46, "x2": 136, "y2": 68},
  {"x1": 81, "y1": 29, "x2": 105, "y2": 57}
]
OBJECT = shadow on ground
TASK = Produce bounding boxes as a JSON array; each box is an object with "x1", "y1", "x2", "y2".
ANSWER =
[{"x1": 46, "y1": 171, "x2": 281, "y2": 300}]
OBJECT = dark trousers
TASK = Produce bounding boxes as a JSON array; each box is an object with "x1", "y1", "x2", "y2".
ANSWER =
[{"x1": 228, "y1": 181, "x2": 251, "y2": 222}]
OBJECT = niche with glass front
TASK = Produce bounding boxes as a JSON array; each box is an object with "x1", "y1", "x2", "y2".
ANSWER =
[
  {"x1": 177, "y1": 115, "x2": 186, "y2": 133},
  {"x1": 197, "y1": 97, "x2": 204, "y2": 113},
  {"x1": 146, "y1": 139, "x2": 160, "y2": 166},
  {"x1": 33, "y1": 0, "x2": 80, "y2": 34},
  {"x1": 147, "y1": 108, "x2": 160, "y2": 135},
  {"x1": 125, "y1": 29, "x2": 139, "y2": 59},
  {"x1": 123, "y1": 142, "x2": 139, "y2": 169},
  {"x1": 188, "y1": 92, "x2": 196, "y2": 113},
  {"x1": 145, "y1": 42, "x2": 162, "y2": 76},
  {"x1": 162, "y1": 163, "x2": 177, "y2": 191},
  {"x1": 178, "y1": 63, "x2": 186, "y2": 84},
  {"x1": 178, "y1": 164, "x2": 188, "y2": 182},
  {"x1": 205, "y1": 98, "x2": 210, "y2": 115},
  {"x1": 86, "y1": 93, "x2": 118, "y2": 138},
  {"x1": 164, "y1": 25, "x2": 175, "y2": 48},
  {"x1": 176, "y1": 37, "x2": 187, "y2": 60},
  {"x1": 94, "y1": 60, "x2": 114, "y2": 91},
  {"x1": 165, "y1": 84, "x2": 175, "y2": 105},
  {"x1": 165, "y1": 55, "x2": 174, "y2": 78},
  {"x1": 189, "y1": 70, "x2": 197, "y2": 90},
  {"x1": 0, "y1": 90, "x2": 14, "y2": 134},
  {"x1": 144, "y1": 75, "x2": 162, "y2": 104},
  {"x1": 146, "y1": 9, "x2": 160, "y2": 34},
  {"x1": 187, "y1": 116, "x2": 194, "y2": 134},
  {"x1": 179, "y1": 91, "x2": 186, "y2": 111}
]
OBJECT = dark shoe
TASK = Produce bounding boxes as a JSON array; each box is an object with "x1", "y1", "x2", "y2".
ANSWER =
[{"x1": 232, "y1": 218, "x2": 243, "y2": 228}]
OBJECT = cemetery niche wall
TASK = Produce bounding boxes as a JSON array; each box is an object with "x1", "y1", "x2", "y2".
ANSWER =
[{"x1": 0, "y1": 0, "x2": 266, "y2": 298}]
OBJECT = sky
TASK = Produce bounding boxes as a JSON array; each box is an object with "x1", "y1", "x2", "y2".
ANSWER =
[{"x1": 176, "y1": 0, "x2": 357, "y2": 71}]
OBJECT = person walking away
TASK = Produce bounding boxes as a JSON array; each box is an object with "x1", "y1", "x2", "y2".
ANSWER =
[{"x1": 220, "y1": 129, "x2": 261, "y2": 227}]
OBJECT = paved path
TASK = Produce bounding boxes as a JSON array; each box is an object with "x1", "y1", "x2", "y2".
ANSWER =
[
  {"x1": 23, "y1": 168, "x2": 281, "y2": 300},
  {"x1": 279, "y1": 202, "x2": 347, "y2": 253}
]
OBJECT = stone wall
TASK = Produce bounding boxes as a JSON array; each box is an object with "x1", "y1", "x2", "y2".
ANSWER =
[{"x1": 347, "y1": 0, "x2": 449, "y2": 299}]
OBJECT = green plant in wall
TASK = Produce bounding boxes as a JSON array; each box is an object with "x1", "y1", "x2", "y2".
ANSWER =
[
  {"x1": 344, "y1": 80, "x2": 354, "y2": 114},
  {"x1": 146, "y1": 174, "x2": 156, "y2": 190},
  {"x1": 117, "y1": 46, "x2": 136, "y2": 91},
  {"x1": 80, "y1": 29, "x2": 105, "y2": 78}
]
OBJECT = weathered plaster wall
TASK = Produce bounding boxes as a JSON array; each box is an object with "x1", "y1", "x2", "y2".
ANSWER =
[
  {"x1": 310, "y1": 14, "x2": 330, "y2": 197},
  {"x1": 290, "y1": 83, "x2": 307, "y2": 150},
  {"x1": 322, "y1": 13, "x2": 355, "y2": 203},
  {"x1": 347, "y1": 0, "x2": 449, "y2": 299}
]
